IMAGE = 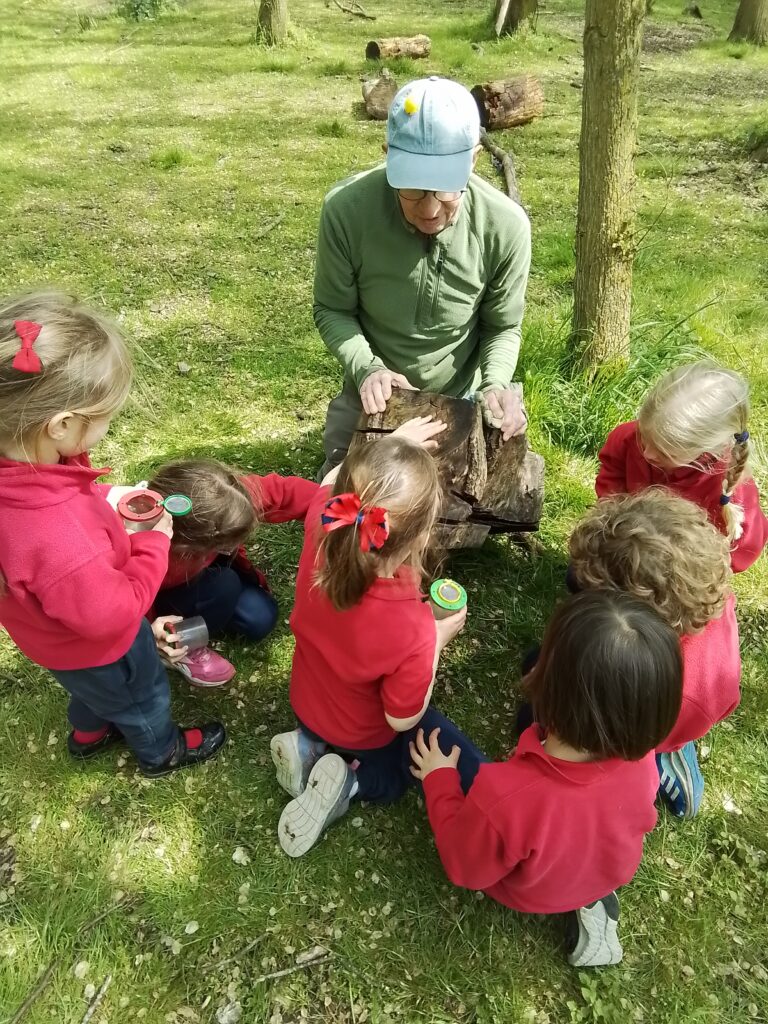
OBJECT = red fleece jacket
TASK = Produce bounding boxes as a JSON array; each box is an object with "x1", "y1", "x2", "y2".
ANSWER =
[
  {"x1": 423, "y1": 725, "x2": 660, "y2": 915},
  {"x1": 0, "y1": 454, "x2": 169, "y2": 670},
  {"x1": 596, "y1": 420, "x2": 768, "y2": 572},
  {"x1": 660, "y1": 593, "x2": 741, "y2": 752},
  {"x1": 160, "y1": 473, "x2": 319, "y2": 589}
]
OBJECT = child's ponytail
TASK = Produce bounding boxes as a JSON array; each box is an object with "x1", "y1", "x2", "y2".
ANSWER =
[
  {"x1": 721, "y1": 429, "x2": 750, "y2": 541},
  {"x1": 316, "y1": 437, "x2": 441, "y2": 611}
]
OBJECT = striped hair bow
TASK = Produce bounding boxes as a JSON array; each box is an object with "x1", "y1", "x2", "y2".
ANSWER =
[{"x1": 321, "y1": 492, "x2": 390, "y2": 552}]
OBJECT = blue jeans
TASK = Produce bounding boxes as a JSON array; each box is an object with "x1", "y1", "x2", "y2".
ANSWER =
[
  {"x1": 51, "y1": 618, "x2": 179, "y2": 766},
  {"x1": 299, "y1": 707, "x2": 490, "y2": 804},
  {"x1": 155, "y1": 563, "x2": 278, "y2": 641}
]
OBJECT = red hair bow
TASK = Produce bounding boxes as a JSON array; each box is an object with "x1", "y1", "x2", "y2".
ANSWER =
[
  {"x1": 12, "y1": 320, "x2": 43, "y2": 374},
  {"x1": 321, "y1": 492, "x2": 390, "y2": 552}
]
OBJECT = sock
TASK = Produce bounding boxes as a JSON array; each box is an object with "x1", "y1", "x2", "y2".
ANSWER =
[
  {"x1": 72, "y1": 726, "x2": 109, "y2": 745},
  {"x1": 184, "y1": 728, "x2": 203, "y2": 750}
]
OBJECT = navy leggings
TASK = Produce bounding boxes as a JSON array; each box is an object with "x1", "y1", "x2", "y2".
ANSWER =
[
  {"x1": 299, "y1": 706, "x2": 490, "y2": 804},
  {"x1": 51, "y1": 619, "x2": 179, "y2": 766},
  {"x1": 155, "y1": 563, "x2": 278, "y2": 641}
]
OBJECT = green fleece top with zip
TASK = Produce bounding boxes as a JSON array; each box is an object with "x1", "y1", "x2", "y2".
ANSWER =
[{"x1": 313, "y1": 165, "x2": 532, "y2": 396}]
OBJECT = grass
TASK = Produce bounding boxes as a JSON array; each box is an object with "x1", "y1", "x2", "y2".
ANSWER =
[{"x1": 1, "y1": 0, "x2": 767, "y2": 1021}]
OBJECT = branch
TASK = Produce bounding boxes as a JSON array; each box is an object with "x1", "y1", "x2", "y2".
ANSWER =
[
  {"x1": 480, "y1": 129, "x2": 522, "y2": 207},
  {"x1": 252, "y1": 950, "x2": 331, "y2": 985},
  {"x1": 201, "y1": 934, "x2": 268, "y2": 975},
  {"x1": 332, "y1": 0, "x2": 376, "y2": 20},
  {"x1": 80, "y1": 975, "x2": 112, "y2": 1024}
]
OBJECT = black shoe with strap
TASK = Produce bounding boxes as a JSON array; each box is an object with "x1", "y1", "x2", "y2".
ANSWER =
[
  {"x1": 140, "y1": 722, "x2": 227, "y2": 779},
  {"x1": 67, "y1": 725, "x2": 123, "y2": 760}
]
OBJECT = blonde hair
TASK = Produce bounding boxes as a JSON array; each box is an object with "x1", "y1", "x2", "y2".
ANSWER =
[
  {"x1": 0, "y1": 290, "x2": 132, "y2": 453},
  {"x1": 637, "y1": 360, "x2": 750, "y2": 540},
  {"x1": 569, "y1": 489, "x2": 732, "y2": 636},
  {"x1": 316, "y1": 436, "x2": 441, "y2": 611},
  {"x1": 148, "y1": 459, "x2": 257, "y2": 555}
]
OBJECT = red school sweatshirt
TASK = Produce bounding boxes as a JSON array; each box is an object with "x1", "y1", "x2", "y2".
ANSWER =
[
  {"x1": 422, "y1": 725, "x2": 660, "y2": 915},
  {"x1": 161, "y1": 473, "x2": 320, "y2": 589},
  {"x1": 0, "y1": 454, "x2": 170, "y2": 670},
  {"x1": 596, "y1": 420, "x2": 768, "y2": 573},
  {"x1": 659, "y1": 593, "x2": 741, "y2": 752}
]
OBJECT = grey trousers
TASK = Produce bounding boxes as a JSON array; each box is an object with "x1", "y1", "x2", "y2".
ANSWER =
[{"x1": 320, "y1": 378, "x2": 365, "y2": 478}]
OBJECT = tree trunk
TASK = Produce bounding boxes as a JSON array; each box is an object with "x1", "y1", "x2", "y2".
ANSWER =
[
  {"x1": 365, "y1": 35, "x2": 431, "y2": 59},
  {"x1": 729, "y1": 0, "x2": 768, "y2": 44},
  {"x1": 256, "y1": 0, "x2": 288, "y2": 45},
  {"x1": 471, "y1": 76, "x2": 544, "y2": 130},
  {"x1": 571, "y1": 0, "x2": 645, "y2": 370},
  {"x1": 493, "y1": 0, "x2": 538, "y2": 36}
]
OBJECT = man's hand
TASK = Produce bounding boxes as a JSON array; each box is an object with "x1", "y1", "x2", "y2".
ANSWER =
[
  {"x1": 360, "y1": 369, "x2": 417, "y2": 415},
  {"x1": 409, "y1": 727, "x2": 461, "y2": 782},
  {"x1": 481, "y1": 387, "x2": 527, "y2": 441},
  {"x1": 391, "y1": 415, "x2": 447, "y2": 451}
]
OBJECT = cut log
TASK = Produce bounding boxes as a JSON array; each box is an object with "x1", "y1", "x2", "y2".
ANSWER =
[
  {"x1": 361, "y1": 71, "x2": 398, "y2": 121},
  {"x1": 471, "y1": 75, "x2": 544, "y2": 130},
  {"x1": 365, "y1": 35, "x2": 431, "y2": 60},
  {"x1": 350, "y1": 390, "x2": 544, "y2": 549}
]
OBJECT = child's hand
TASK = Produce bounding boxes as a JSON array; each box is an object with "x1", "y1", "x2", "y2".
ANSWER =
[
  {"x1": 150, "y1": 615, "x2": 189, "y2": 664},
  {"x1": 435, "y1": 604, "x2": 468, "y2": 649},
  {"x1": 392, "y1": 415, "x2": 448, "y2": 451},
  {"x1": 410, "y1": 727, "x2": 461, "y2": 781},
  {"x1": 151, "y1": 510, "x2": 174, "y2": 540}
]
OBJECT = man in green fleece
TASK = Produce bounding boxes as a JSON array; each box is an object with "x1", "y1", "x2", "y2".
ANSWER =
[{"x1": 314, "y1": 76, "x2": 532, "y2": 474}]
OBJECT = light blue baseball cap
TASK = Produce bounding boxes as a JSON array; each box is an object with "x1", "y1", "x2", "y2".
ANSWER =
[{"x1": 386, "y1": 76, "x2": 481, "y2": 193}]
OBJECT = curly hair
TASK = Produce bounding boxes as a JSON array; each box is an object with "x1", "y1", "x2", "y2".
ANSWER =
[{"x1": 569, "y1": 489, "x2": 732, "y2": 636}]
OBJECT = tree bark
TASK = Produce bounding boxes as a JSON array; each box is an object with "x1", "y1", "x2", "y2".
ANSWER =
[
  {"x1": 729, "y1": 0, "x2": 768, "y2": 44},
  {"x1": 365, "y1": 35, "x2": 431, "y2": 60},
  {"x1": 471, "y1": 76, "x2": 544, "y2": 130},
  {"x1": 571, "y1": 0, "x2": 645, "y2": 369},
  {"x1": 256, "y1": 0, "x2": 288, "y2": 45},
  {"x1": 493, "y1": 0, "x2": 538, "y2": 36}
]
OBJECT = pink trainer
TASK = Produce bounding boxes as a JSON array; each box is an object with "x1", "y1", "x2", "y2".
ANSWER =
[{"x1": 169, "y1": 646, "x2": 236, "y2": 687}]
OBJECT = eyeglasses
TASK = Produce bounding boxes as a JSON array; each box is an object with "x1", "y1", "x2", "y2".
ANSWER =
[{"x1": 397, "y1": 189, "x2": 464, "y2": 203}]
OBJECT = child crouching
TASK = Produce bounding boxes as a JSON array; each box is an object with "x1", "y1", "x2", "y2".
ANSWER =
[{"x1": 411, "y1": 590, "x2": 683, "y2": 968}]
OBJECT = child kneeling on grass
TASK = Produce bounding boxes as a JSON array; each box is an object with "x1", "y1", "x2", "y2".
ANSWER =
[
  {"x1": 569, "y1": 489, "x2": 738, "y2": 820},
  {"x1": 143, "y1": 459, "x2": 318, "y2": 687},
  {"x1": 270, "y1": 417, "x2": 491, "y2": 858},
  {"x1": 596, "y1": 360, "x2": 767, "y2": 573},
  {"x1": 0, "y1": 292, "x2": 225, "y2": 777},
  {"x1": 411, "y1": 590, "x2": 683, "y2": 968}
]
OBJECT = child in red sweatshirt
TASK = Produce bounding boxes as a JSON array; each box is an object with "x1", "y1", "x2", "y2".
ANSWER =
[
  {"x1": 411, "y1": 590, "x2": 683, "y2": 968},
  {"x1": 596, "y1": 361, "x2": 767, "y2": 572},
  {"x1": 0, "y1": 291, "x2": 225, "y2": 776},
  {"x1": 270, "y1": 418, "x2": 490, "y2": 858},
  {"x1": 570, "y1": 489, "x2": 738, "y2": 820},
  {"x1": 140, "y1": 459, "x2": 319, "y2": 687}
]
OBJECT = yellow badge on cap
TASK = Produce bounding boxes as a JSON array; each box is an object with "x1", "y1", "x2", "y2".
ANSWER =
[{"x1": 403, "y1": 96, "x2": 419, "y2": 115}]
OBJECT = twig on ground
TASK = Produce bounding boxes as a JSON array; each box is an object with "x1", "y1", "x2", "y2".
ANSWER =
[
  {"x1": 80, "y1": 974, "x2": 112, "y2": 1024},
  {"x1": 480, "y1": 128, "x2": 523, "y2": 207},
  {"x1": 8, "y1": 963, "x2": 58, "y2": 1024},
  {"x1": 332, "y1": 0, "x2": 376, "y2": 20},
  {"x1": 8, "y1": 899, "x2": 133, "y2": 1024},
  {"x1": 253, "y1": 212, "x2": 287, "y2": 240},
  {"x1": 252, "y1": 950, "x2": 331, "y2": 984},
  {"x1": 201, "y1": 934, "x2": 268, "y2": 975}
]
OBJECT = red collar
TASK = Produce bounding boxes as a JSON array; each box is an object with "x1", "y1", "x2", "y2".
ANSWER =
[{"x1": 514, "y1": 725, "x2": 627, "y2": 786}]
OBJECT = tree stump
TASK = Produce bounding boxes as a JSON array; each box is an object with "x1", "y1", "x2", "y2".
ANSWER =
[
  {"x1": 361, "y1": 70, "x2": 398, "y2": 120},
  {"x1": 471, "y1": 76, "x2": 544, "y2": 130},
  {"x1": 348, "y1": 391, "x2": 544, "y2": 550},
  {"x1": 365, "y1": 35, "x2": 431, "y2": 60},
  {"x1": 493, "y1": 0, "x2": 539, "y2": 36}
]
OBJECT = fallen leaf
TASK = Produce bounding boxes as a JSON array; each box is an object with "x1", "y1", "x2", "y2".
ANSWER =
[
  {"x1": 185, "y1": 921, "x2": 199, "y2": 934},
  {"x1": 216, "y1": 1003, "x2": 242, "y2": 1024},
  {"x1": 74, "y1": 961, "x2": 89, "y2": 979},
  {"x1": 232, "y1": 847, "x2": 250, "y2": 866}
]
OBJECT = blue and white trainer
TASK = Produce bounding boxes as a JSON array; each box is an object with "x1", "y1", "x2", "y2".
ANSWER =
[
  {"x1": 270, "y1": 729, "x2": 327, "y2": 798},
  {"x1": 566, "y1": 892, "x2": 623, "y2": 967},
  {"x1": 278, "y1": 753, "x2": 355, "y2": 858},
  {"x1": 656, "y1": 741, "x2": 704, "y2": 819}
]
